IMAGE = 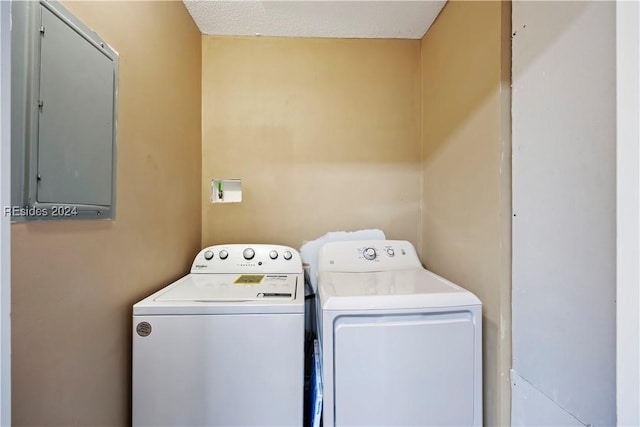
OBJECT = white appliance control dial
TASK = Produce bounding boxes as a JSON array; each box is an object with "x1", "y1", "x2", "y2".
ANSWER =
[
  {"x1": 363, "y1": 247, "x2": 377, "y2": 260},
  {"x1": 317, "y1": 240, "x2": 421, "y2": 273},
  {"x1": 243, "y1": 248, "x2": 255, "y2": 260},
  {"x1": 192, "y1": 245, "x2": 302, "y2": 274}
]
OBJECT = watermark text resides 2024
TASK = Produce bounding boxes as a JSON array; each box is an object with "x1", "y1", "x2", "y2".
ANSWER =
[{"x1": 3, "y1": 206, "x2": 78, "y2": 217}]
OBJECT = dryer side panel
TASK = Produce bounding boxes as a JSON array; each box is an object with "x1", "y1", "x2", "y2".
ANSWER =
[{"x1": 333, "y1": 311, "x2": 477, "y2": 426}]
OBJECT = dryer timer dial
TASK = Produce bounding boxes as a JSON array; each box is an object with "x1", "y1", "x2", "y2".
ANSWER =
[{"x1": 363, "y1": 247, "x2": 377, "y2": 260}]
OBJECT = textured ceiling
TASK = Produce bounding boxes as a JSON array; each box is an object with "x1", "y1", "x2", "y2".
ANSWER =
[{"x1": 183, "y1": 1, "x2": 447, "y2": 39}]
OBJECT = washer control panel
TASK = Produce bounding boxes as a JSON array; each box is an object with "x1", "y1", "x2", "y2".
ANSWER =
[
  {"x1": 191, "y1": 244, "x2": 302, "y2": 274},
  {"x1": 318, "y1": 240, "x2": 422, "y2": 273}
]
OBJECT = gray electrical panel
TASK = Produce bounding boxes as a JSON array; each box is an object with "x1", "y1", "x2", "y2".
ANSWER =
[{"x1": 11, "y1": 0, "x2": 118, "y2": 221}]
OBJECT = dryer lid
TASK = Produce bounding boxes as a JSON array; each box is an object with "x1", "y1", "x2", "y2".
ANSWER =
[
  {"x1": 155, "y1": 274, "x2": 297, "y2": 302},
  {"x1": 318, "y1": 269, "x2": 481, "y2": 310}
]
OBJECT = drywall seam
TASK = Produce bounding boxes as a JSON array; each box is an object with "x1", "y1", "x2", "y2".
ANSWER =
[
  {"x1": 511, "y1": 370, "x2": 587, "y2": 427},
  {"x1": 498, "y1": 1, "x2": 513, "y2": 425},
  {"x1": 418, "y1": 35, "x2": 424, "y2": 262}
]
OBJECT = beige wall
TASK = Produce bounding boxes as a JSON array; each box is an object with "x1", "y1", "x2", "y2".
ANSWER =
[
  {"x1": 420, "y1": 1, "x2": 512, "y2": 425},
  {"x1": 11, "y1": 1, "x2": 202, "y2": 425},
  {"x1": 9, "y1": 3, "x2": 513, "y2": 424},
  {"x1": 201, "y1": 37, "x2": 422, "y2": 250}
]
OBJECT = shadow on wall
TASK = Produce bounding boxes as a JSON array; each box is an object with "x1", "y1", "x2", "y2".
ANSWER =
[
  {"x1": 511, "y1": 2, "x2": 588, "y2": 82},
  {"x1": 423, "y1": 2, "x2": 587, "y2": 164}
]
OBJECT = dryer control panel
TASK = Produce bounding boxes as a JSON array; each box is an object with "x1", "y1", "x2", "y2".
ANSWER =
[
  {"x1": 191, "y1": 244, "x2": 303, "y2": 274},
  {"x1": 318, "y1": 240, "x2": 422, "y2": 273}
]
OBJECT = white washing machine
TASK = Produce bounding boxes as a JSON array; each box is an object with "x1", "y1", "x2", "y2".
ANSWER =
[
  {"x1": 317, "y1": 240, "x2": 482, "y2": 427},
  {"x1": 132, "y1": 244, "x2": 304, "y2": 427}
]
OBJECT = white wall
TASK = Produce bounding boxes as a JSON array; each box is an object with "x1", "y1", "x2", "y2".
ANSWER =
[
  {"x1": 0, "y1": 0, "x2": 11, "y2": 424},
  {"x1": 616, "y1": 1, "x2": 640, "y2": 425},
  {"x1": 512, "y1": 2, "x2": 616, "y2": 426}
]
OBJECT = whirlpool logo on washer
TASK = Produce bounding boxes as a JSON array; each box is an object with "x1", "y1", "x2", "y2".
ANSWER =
[{"x1": 136, "y1": 322, "x2": 152, "y2": 337}]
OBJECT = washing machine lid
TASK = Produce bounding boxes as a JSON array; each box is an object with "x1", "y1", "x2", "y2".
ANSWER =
[
  {"x1": 318, "y1": 268, "x2": 481, "y2": 311},
  {"x1": 157, "y1": 273, "x2": 297, "y2": 301},
  {"x1": 133, "y1": 273, "x2": 303, "y2": 315}
]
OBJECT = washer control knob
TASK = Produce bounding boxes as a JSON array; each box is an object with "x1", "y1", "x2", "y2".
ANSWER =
[
  {"x1": 243, "y1": 248, "x2": 255, "y2": 260},
  {"x1": 386, "y1": 248, "x2": 395, "y2": 257},
  {"x1": 269, "y1": 250, "x2": 279, "y2": 260},
  {"x1": 204, "y1": 250, "x2": 214, "y2": 260},
  {"x1": 283, "y1": 250, "x2": 293, "y2": 260},
  {"x1": 219, "y1": 250, "x2": 229, "y2": 260},
  {"x1": 363, "y1": 247, "x2": 377, "y2": 260}
]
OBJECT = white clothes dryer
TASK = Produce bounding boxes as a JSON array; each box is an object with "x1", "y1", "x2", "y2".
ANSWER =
[
  {"x1": 317, "y1": 240, "x2": 482, "y2": 427},
  {"x1": 132, "y1": 244, "x2": 304, "y2": 427}
]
